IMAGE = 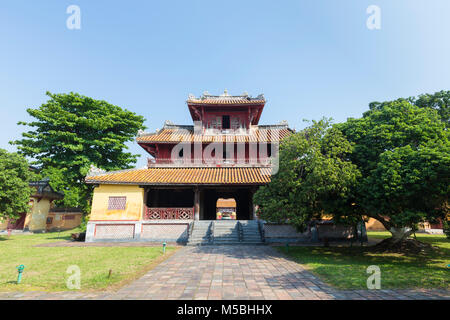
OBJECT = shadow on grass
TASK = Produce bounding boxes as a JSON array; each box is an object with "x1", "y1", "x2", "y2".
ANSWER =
[
  {"x1": 275, "y1": 244, "x2": 449, "y2": 288},
  {"x1": 46, "y1": 235, "x2": 73, "y2": 241},
  {"x1": 0, "y1": 236, "x2": 11, "y2": 241},
  {"x1": 279, "y1": 245, "x2": 448, "y2": 266}
]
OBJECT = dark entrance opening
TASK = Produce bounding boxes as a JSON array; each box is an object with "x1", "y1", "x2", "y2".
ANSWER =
[
  {"x1": 146, "y1": 188, "x2": 194, "y2": 207},
  {"x1": 7, "y1": 212, "x2": 26, "y2": 230},
  {"x1": 202, "y1": 188, "x2": 252, "y2": 220}
]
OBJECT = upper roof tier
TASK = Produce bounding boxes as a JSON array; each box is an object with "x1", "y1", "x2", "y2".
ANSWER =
[
  {"x1": 187, "y1": 90, "x2": 265, "y2": 105},
  {"x1": 187, "y1": 90, "x2": 266, "y2": 125}
]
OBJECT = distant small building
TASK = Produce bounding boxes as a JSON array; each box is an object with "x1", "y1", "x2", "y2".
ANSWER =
[
  {"x1": 365, "y1": 217, "x2": 444, "y2": 234},
  {"x1": 46, "y1": 208, "x2": 83, "y2": 232},
  {"x1": 0, "y1": 178, "x2": 82, "y2": 233}
]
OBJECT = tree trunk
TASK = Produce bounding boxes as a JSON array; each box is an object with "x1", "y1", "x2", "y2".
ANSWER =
[
  {"x1": 388, "y1": 227, "x2": 414, "y2": 243},
  {"x1": 370, "y1": 216, "x2": 434, "y2": 253}
]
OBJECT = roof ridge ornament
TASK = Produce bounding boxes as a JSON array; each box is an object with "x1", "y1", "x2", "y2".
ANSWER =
[
  {"x1": 164, "y1": 120, "x2": 174, "y2": 127},
  {"x1": 88, "y1": 165, "x2": 106, "y2": 177}
]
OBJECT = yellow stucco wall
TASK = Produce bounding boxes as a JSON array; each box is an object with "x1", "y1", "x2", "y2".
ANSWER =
[
  {"x1": 22, "y1": 197, "x2": 52, "y2": 231},
  {"x1": 90, "y1": 184, "x2": 144, "y2": 220},
  {"x1": 46, "y1": 212, "x2": 82, "y2": 231}
]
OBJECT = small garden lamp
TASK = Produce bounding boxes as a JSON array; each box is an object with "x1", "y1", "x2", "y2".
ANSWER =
[
  {"x1": 163, "y1": 242, "x2": 167, "y2": 254},
  {"x1": 16, "y1": 264, "x2": 25, "y2": 284}
]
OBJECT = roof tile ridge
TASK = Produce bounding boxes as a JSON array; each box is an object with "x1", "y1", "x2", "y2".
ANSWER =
[{"x1": 86, "y1": 166, "x2": 147, "y2": 177}]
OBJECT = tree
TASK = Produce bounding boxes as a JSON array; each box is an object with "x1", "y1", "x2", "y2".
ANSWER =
[
  {"x1": 11, "y1": 92, "x2": 146, "y2": 211},
  {"x1": 0, "y1": 149, "x2": 35, "y2": 220},
  {"x1": 254, "y1": 119, "x2": 361, "y2": 231},
  {"x1": 338, "y1": 100, "x2": 449, "y2": 244},
  {"x1": 369, "y1": 90, "x2": 449, "y2": 127}
]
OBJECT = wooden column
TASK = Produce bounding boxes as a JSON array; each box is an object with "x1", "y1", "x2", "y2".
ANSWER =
[
  {"x1": 142, "y1": 187, "x2": 148, "y2": 220},
  {"x1": 253, "y1": 204, "x2": 259, "y2": 220},
  {"x1": 194, "y1": 187, "x2": 200, "y2": 220},
  {"x1": 251, "y1": 187, "x2": 258, "y2": 220}
]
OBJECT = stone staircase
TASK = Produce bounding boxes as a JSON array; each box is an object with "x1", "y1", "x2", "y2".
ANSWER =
[
  {"x1": 240, "y1": 220, "x2": 264, "y2": 244},
  {"x1": 213, "y1": 220, "x2": 240, "y2": 244},
  {"x1": 187, "y1": 221, "x2": 213, "y2": 245},
  {"x1": 187, "y1": 220, "x2": 263, "y2": 245}
]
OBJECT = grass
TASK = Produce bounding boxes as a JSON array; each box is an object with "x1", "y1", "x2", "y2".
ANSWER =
[
  {"x1": 277, "y1": 232, "x2": 449, "y2": 290},
  {"x1": 0, "y1": 229, "x2": 178, "y2": 292}
]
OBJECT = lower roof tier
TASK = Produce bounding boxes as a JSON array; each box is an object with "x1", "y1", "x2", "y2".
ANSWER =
[{"x1": 85, "y1": 167, "x2": 272, "y2": 185}]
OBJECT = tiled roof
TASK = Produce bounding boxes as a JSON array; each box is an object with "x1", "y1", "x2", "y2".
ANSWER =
[
  {"x1": 85, "y1": 167, "x2": 272, "y2": 185},
  {"x1": 188, "y1": 97, "x2": 265, "y2": 105},
  {"x1": 137, "y1": 126, "x2": 293, "y2": 143},
  {"x1": 187, "y1": 91, "x2": 265, "y2": 105},
  {"x1": 30, "y1": 178, "x2": 64, "y2": 199},
  {"x1": 217, "y1": 198, "x2": 236, "y2": 207}
]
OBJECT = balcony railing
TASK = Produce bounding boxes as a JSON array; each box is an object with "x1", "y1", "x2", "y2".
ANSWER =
[
  {"x1": 147, "y1": 158, "x2": 274, "y2": 167},
  {"x1": 144, "y1": 207, "x2": 194, "y2": 220}
]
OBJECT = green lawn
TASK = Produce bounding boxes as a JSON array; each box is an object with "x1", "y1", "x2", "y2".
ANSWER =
[
  {"x1": 0, "y1": 229, "x2": 177, "y2": 292},
  {"x1": 277, "y1": 232, "x2": 449, "y2": 290}
]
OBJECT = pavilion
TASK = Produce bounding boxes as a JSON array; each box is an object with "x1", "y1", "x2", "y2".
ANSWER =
[{"x1": 85, "y1": 90, "x2": 292, "y2": 242}]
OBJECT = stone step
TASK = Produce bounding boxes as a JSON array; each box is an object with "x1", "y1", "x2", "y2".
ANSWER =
[
  {"x1": 188, "y1": 220, "x2": 264, "y2": 245},
  {"x1": 214, "y1": 235, "x2": 239, "y2": 238},
  {"x1": 214, "y1": 235, "x2": 238, "y2": 238},
  {"x1": 188, "y1": 221, "x2": 213, "y2": 245}
]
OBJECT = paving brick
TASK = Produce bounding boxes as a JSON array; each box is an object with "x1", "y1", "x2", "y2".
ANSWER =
[{"x1": 1, "y1": 245, "x2": 449, "y2": 300}]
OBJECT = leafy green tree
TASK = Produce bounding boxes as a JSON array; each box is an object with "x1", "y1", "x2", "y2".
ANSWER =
[
  {"x1": 338, "y1": 100, "x2": 449, "y2": 242},
  {"x1": 0, "y1": 149, "x2": 35, "y2": 220},
  {"x1": 11, "y1": 92, "x2": 146, "y2": 211},
  {"x1": 369, "y1": 90, "x2": 449, "y2": 127},
  {"x1": 38, "y1": 166, "x2": 84, "y2": 208},
  {"x1": 254, "y1": 119, "x2": 361, "y2": 231}
]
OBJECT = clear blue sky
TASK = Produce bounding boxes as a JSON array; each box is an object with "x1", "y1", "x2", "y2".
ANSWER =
[{"x1": 1, "y1": 0, "x2": 449, "y2": 167}]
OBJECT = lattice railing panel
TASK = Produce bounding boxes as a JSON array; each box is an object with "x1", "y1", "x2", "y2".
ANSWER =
[{"x1": 144, "y1": 207, "x2": 194, "y2": 220}]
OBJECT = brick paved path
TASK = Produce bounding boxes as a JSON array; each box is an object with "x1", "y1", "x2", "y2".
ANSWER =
[{"x1": 0, "y1": 246, "x2": 448, "y2": 300}]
